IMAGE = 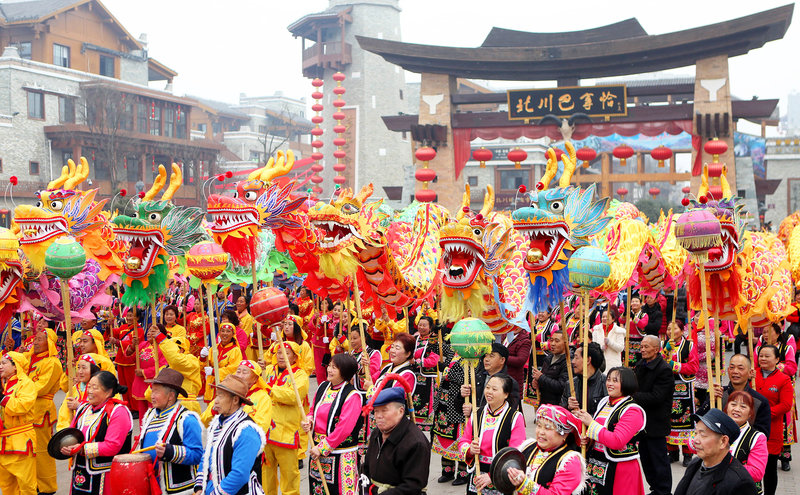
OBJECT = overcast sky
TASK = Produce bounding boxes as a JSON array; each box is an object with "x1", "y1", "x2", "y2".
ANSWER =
[{"x1": 103, "y1": 0, "x2": 798, "y2": 127}]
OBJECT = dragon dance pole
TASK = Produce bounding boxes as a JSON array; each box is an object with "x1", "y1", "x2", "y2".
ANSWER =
[
  {"x1": 581, "y1": 291, "x2": 590, "y2": 456},
  {"x1": 61, "y1": 283, "x2": 75, "y2": 386},
  {"x1": 206, "y1": 287, "x2": 220, "y2": 386},
  {"x1": 624, "y1": 286, "x2": 632, "y2": 367},
  {"x1": 698, "y1": 264, "x2": 715, "y2": 409},
  {"x1": 527, "y1": 312, "x2": 540, "y2": 404},
  {"x1": 133, "y1": 307, "x2": 141, "y2": 372},
  {"x1": 150, "y1": 299, "x2": 160, "y2": 374},
  {"x1": 559, "y1": 300, "x2": 576, "y2": 399},
  {"x1": 251, "y1": 239, "x2": 264, "y2": 364},
  {"x1": 469, "y1": 362, "x2": 482, "y2": 495},
  {"x1": 351, "y1": 277, "x2": 369, "y2": 369},
  {"x1": 714, "y1": 309, "x2": 723, "y2": 401}
]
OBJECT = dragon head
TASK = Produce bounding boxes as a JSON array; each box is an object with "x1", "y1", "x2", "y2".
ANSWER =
[
  {"x1": 685, "y1": 164, "x2": 745, "y2": 273},
  {"x1": 13, "y1": 158, "x2": 105, "y2": 272},
  {"x1": 0, "y1": 228, "x2": 23, "y2": 310},
  {"x1": 511, "y1": 142, "x2": 610, "y2": 285},
  {"x1": 439, "y1": 185, "x2": 511, "y2": 290},
  {"x1": 112, "y1": 164, "x2": 205, "y2": 296}
]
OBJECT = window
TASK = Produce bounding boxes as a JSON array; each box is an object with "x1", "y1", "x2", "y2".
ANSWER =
[
  {"x1": 249, "y1": 150, "x2": 261, "y2": 162},
  {"x1": 53, "y1": 44, "x2": 70, "y2": 68},
  {"x1": 212, "y1": 122, "x2": 222, "y2": 135},
  {"x1": 27, "y1": 91, "x2": 44, "y2": 119},
  {"x1": 468, "y1": 176, "x2": 478, "y2": 187},
  {"x1": 119, "y1": 103, "x2": 133, "y2": 131},
  {"x1": 150, "y1": 106, "x2": 161, "y2": 136},
  {"x1": 498, "y1": 169, "x2": 527, "y2": 191},
  {"x1": 176, "y1": 111, "x2": 186, "y2": 139},
  {"x1": 99, "y1": 55, "x2": 114, "y2": 77},
  {"x1": 399, "y1": 89, "x2": 404, "y2": 100},
  {"x1": 164, "y1": 109, "x2": 174, "y2": 137},
  {"x1": 62, "y1": 151, "x2": 73, "y2": 164},
  {"x1": 258, "y1": 125, "x2": 267, "y2": 134},
  {"x1": 738, "y1": 189, "x2": 746, "y2": 199},
  {"x1": 15, "y1": 42, "x2": 31, "y2": 60},
  {"x1": 29, "y1": 161, "x2": 40, "y2": 175},
  {"x1": 137, "y1": 103, "x2": 147, "y2": 133},
  {"x1": 59, "y1": 96, "x2": 75, "y2": 123},
  {"x1": 197, "y1": 123, "x2": 207, "y2": 133}
]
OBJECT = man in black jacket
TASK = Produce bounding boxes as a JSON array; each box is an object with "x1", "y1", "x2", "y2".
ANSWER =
[
  {"x1": 530, "y1": 331, "x2": 569, "y2": 405},
  {"x1": 362, "y1": 388, "x2": 430, "y2": 494},
  {"x1": 461, "y1": 343, "x2": 521, "y2": 416},
  {"x1": 643, "y1": 294, "x2": 664, "y2": 337},
  {"x1": 674, "y1": 409, "x2": 757, "y2": 495},
  {"x1": 634, "y1": 335, "x2": 676, "y2": 495},
  {"x1": 561, "y1": 342, "x2": 607, "y2": 415}
]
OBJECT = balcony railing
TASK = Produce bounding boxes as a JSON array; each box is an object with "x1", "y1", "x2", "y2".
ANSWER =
[{"x1": 302, "y1": 42, "x2": 352, "y2": 78}]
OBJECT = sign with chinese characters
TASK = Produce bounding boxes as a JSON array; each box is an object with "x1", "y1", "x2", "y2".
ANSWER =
[{"x1": 507, "y1": 85, "x2": 627, "y2": 121}]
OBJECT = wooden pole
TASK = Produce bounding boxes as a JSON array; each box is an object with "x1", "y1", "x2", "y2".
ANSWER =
[
  {"x1": 527, "y1": 312, "x2": 540, "y2": 404},
  {"x1": 559, "y1": 300, "x2": 576, "y2": 399},
  {"x1": 206, "y1": 287, "x2": 221, "y2": 386},
  {"x1": 671, "y1": 290, "x2": 678, "y2": 324},
  {"x1": 624, "y1": 286, "x2": 632, "y2": 367},
  {"x1": 133, "y1": 307, "x2": 141, "y2": 371},
  {"x1": 150, "y1": 299, "x2": 160, "y2": 374},
  {"x1": 275, "y1": 330, "x2": 329, "y2": 495},
  {"x1": 61, "y1": 282, "x2": 75, "y2": 385},
  {"x1": 581, "y1": 291, "x2": 590, "y2": 456},
  {"x1": 252, "y1": 253, "x2": 264, "y2": 364},
  {"x1": 351, "y1": 278, "x2": 368, "y2": 353},
  {"x1": 698, "y1": 264, "x2": 715, "y2": 409},
  {"x1": 469, "y1": 362, "x2": 482, "y2": 495},
  {"x1": 714, "y1": 310, "x2": 722, "y2": 401},
  {"x1": 747, "y1": 319, "x2": 756, "y2": 388}
]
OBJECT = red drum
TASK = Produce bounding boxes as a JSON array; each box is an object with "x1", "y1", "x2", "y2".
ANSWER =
[
  {"x1": 251, "y1": 287, "x2": 289, "y2": 326},
  {"x1": 108, "y1": 453, "x2": 154, "y2": 495}
]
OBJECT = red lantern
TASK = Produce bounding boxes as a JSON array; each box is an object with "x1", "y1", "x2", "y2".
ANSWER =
[
  {"x1": 416, "y1": 189, "x2": 437, "y2": 203},
  {"x1": 613, "y1": 145, "x2": 634, "y2": 167},
  {"x1": 616, "y1": 187, "x2": 628, "y2": 200},
  {"x1": 703, "y1": 138, "x2": 728, "y2": 162},
  {"x1": 649, "y1": 187, "x2": 661, "y2": 198},
  {"x1": 311, "y1": 91, "x2": 324, "y2": 100},
  {"x1": 507, "y1": 148, "x2": 527, "y2": 169},
  {"x1": 333, "y1": 150, "x2": 346, "y2": 159},
  {"x1": 554, "y1": 148, "x2": 565, "y2": 161},
  {"x1": 310, "y1": 175, "x2": 324, "y2": 184},
  {"x1": 311, "y1": 78, "x2": 324, "y2": 88},
  {"x1": 311, "y1": 128, "x2": 323, "y2": 136},
  {"x1": 333, "y1": 137, "x2": 346, "y2": 147},
  {"x1": 415, "y1": 147, "x2": 437, "y2": 163},
  {"x1": 333, "y1": 163, "x2": 346, "y2": 172},
  {"x1": 332, "y1": 72, "x2": 346, "y2": 82},
  {"x1": 576, "y1": 147, "x2": 596, "y2": 168},
  {"x1": 312, "y1": 186, "x2": 323, "y2": 194},
  {"x1": 681, "y1": 186, "x2": 691, "y2": 194},
  {"x1": 333, "y1": 125, "x2": 346, "y2": 134},
  {"x1": 415, "y1": 168, "x2": 436, "y2": 182},
  {"x1": 311, "y1": 152, "x2": 324, "y2": 161},
  {"x1": 650, "y1": 146, "x2": 672, "y2": 168},
  {"x1": 311, "y1": 116, "x2": 323, "y2": 124},
  {"x1": 332, "y1": 112, "x2": 346, "y2": 121},
  {"x1": 251, "y1": 288, "x2": 290, "y2": 327},
  {"x1": 472, "y1": 147, "x2": 493, "y2": 169},
  {"x1": 311, "y1": 140, "x2": 324, "y2": 149},
  {"x1": 311, "y1": 164, "x2": 324, "y2": 173},
  {"x1": 333, "y1": 176, "x2": 347, "y2": 185}
]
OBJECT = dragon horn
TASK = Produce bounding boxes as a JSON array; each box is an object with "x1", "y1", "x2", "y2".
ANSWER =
[
  {"x1": 539, "y1": 149, "x2": 558, "y2": 189},
  {"x1": 260, "y1": 150, "x2": 294, "y2": 183},
  {"x1": 479, "y1": 184, "x2": 495, "y2": 218},
  {"x1": 48, "y1": 163, "x2": 71, "y2": 189},
  {"x1": 558, "y1": 142, "x2": 577, "y2": 188},
  {"x1": 248, "y1": 157, "x2": 272, "y2": 181},
  {"x1": 456, "y1": 184, "x2": 470, "y2": 221},
  {"x1": 143, "y1": 165, "x2": 168, "y2": 201},
  {"x1": 698, "y1": 164, "x2": 710, "y2": 200},
  {"x1": 354, "y1": 183, "x2": 374, "y2": 206},
  {"x1": 720, "y1": 164, "x2": 732, "y2": 198},
  {"x1": 64, "y1": 156, "x2": 90, "y2": 190},
  {"x1": 161, "y1": 163, "x2": 183, "y2": 201}
]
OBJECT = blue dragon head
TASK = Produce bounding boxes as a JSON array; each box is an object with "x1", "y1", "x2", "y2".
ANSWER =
[{"x1": 511, "y1": 142, "x2": 611, "y2": 312}]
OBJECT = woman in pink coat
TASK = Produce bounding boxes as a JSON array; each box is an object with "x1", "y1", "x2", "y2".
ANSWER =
[
  {"x1": 727, "y1": 390, "x2": 768, "y2": 494},
  {"x1": 575, "y1": 366, "x2": 646, "y2": 495}
]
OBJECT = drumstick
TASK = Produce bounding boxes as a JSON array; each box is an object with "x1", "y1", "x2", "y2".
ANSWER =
[{"x1": 130, "y1": 445, "x2": 157, "y2": 454}]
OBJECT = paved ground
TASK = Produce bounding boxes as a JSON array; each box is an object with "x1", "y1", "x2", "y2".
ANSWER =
[{"x1": 52, "y1": 374, "x2": 800, "y2": 495}]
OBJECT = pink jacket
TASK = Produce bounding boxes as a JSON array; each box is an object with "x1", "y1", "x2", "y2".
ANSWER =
[{"x1": 731, "y1": 426, "x2": 768, "y2": 482}]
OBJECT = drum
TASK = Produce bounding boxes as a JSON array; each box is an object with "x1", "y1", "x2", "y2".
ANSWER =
[{"x1": 108, "y1": 453, "x2": 154, "y2": 495}]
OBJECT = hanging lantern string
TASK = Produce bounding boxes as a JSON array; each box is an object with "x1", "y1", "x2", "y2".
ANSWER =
[
  {"x1": 514, "y1": 184, "x2": 527, "y2": 210},
  {"x1": 4, "y1": 176, "x2": 18, "y2": 208},
  {"x1": 109, "y1": 188, "x2": 127, "y2": 214}
]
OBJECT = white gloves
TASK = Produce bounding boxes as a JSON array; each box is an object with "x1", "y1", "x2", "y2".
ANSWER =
[
  {"x1": 323, "y1": 337, "x2": 330, "y2": 344},
  {"x1": 204, "y1": 366, "x2": 213, "y2": 376},
  {"x1": 200, "y1": 347, "x2": 210, "y2": 359}
]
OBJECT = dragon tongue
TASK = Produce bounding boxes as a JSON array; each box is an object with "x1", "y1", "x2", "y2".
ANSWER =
[
  {"x1": 129, "y1": 245, "x2": 146, "y2": 259},
  {"x1": 450, "y1": 250, "x2": 472, "y2": 268},
  {"x1": 528, "y1": 237, "x2": 549, "y2": 254}
]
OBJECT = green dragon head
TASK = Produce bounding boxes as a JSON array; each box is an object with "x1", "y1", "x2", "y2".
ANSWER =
[{"x1": 112, "y1": 164, "x2": 206, "y2": 306}]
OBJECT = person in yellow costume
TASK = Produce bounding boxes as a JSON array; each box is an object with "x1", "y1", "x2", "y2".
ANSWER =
[
  {"x1": 23, "y1": 327, "x2": 62, "y2": 495},
  {"x1": 374, "y1": 306, "x2": 408, "y2": 363},
  {"x1": 201, "y1": 322, "x2": 242, "y2": 403},
  {"x1": 235, "y1": 294, "x2": 254, "y2": 336},
  {"x1": 414, "y1": 300, "x2": 438, "y2": 326},
  {"x1": 265, "y1": 315, "x2": 314, "y2": 376},
  {"x1": 56, "y1": 354, "x2": 101, "y2": 430},
  {"x1": 329, "y1": 306, "x2": 353, "y2": 355},
  {"x1": 163, "y1": 304, "x2": 189, "y2": 352},
  {"x1": 200, "y1": 359, "x2": 272, "y2": 433},
  {"x1": 60, "y1": 328, "x2": 115, "y2": 392},
  {"x1": 263, "y1": 341, "x2": 309, "y2": 495},
  {"x1": 0, "y1": 351, "x2": 37, "y2": 495},
  {"x1": 147, "y1": 326, "x2": 202, "y2": 414}
]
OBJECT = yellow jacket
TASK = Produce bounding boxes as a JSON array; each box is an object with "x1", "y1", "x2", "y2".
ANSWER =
[
  {"x1": 200, "y1": 385, "x2": 273, "y2": 434},
  {"x1": 415, "y1": 309, "x2": 438, "y2": 325},
  {"x1": 264, "y1": 365, "x2": 309, "y2": 449},
  {"x1": 24, "y1": 351, "x2": 62, "y2": 427},
  {"x1": 238, "y1": 312, "x2": 254, "y2": 335},
  {"x1": 267, "y1": 340, "x2": 315, "y2": 377},
  {"x1": 165, "y1": 324, "x2": 189, "y2": 352},
  {"x1": 57, "y1": 383, "x2": 87, "y2": 430},
  {"x1": 60, "y1": 353, "x2": 116, "y2": 392},
  {"x1": 156, "y1": 336, "x2": 202, "y2": 414},
  {"x1": 0, "y1": 352, "x2": 37, "y2": 454},
  {"x1": 203, "y1": 342, "x2": 242, "y2": 401},
  {"x1": 375, "y1": 319, "x2": 409, "y2": 360}
]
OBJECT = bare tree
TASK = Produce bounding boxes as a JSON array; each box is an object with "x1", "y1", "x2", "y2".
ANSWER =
[
  {"x1": 79, "y1": 82, "x2": 128, "y2": 191},
  {"x1": 257, "y1": 103, "x2": 298, "y2": 165}
]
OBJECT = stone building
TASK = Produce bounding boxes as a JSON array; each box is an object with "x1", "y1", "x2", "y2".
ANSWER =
[{"x1": 763, "y1": 137, "x2": 800, "y2": 227}]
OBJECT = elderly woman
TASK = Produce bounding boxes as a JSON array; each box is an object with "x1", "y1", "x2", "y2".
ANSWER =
[
  {"x1": 201, "y1": 321, "x2": 243, "y2": 403},
  {"x1": 574, "y1": 366, "x2": 646, "y2": 495},
  {"x1": 458, "y1": 374, "x2": 526, "y2": 495},
  {"x1": 664, "y1": 319, "x2": 699, "y2": 466},
  {"x1": 411, "y1": 315, "x2": 447, "y2": 431},
  {"x1": 755, "y1": 344, "x2": 794, "y2": 495},
  {"x1": 364, "y1": 332, "x2": 417, "y2": 398},
  {"x1": 726, "y1": 390, "x2": 768, "y2": 495},
  {"x1": 63, "y1": 371, "x2": 133, "y2": 495},
  {"x1": 505, "y1": 404, "x2": 585, "y2": 495},
  {"x1": 0, "y1": 351, "x2": 37, "y2": 495},
  {"x1": 58, "y1": 354, "x2": 101, "y2": 429},
  {"x1": 301, "y1": 353, "x2": 363, "y2": 495}
]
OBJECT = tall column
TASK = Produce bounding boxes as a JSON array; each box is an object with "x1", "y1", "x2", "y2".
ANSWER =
[
  {"x1": 692, "y1": 55, "x2": 737, "y2": 194},
  {"x1": 417, "y1": 72, "x2": 460, "y2": 212}
]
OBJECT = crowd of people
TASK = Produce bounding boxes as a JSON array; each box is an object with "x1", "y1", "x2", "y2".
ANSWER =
[{"x1": 1, "y1": 281, "x2": 799, "y2": 495}]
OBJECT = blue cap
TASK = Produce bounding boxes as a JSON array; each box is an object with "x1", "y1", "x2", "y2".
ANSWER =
[
  {"x1": 373, "y1": 387, "x2": 406, "y2": 407},
  {"x1": 692, "y1": 408, "x2": 740, "y2": 441}
]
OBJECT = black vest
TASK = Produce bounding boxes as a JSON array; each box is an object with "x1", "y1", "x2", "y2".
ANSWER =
[
  {"x1": 140, "y1": 406, "x2": 198, "y2": 494},
  {"x1": 474, "y1": 403, "x2": 517, "y2": 467},
  {"x1": 313, "y1": 381, "x2": 363, "y2": 450},
  {"x1": 213, "y1": 412, "x2": 263, "y2": 495},
  {"x1": 732, "y1": 424, "x2": 764, "y2": 495},
  {"x1": 597, "y1": 396, "x2": 643, "y2": 461},
  {"x1": 675, "y1": 338, "x2": 696, "y2": 381},
  {"x1": 521, "y1": 442, "x2": 576, "y2": 489},
  {"x1": 75, "y1": 402, "x2": 133, "y2": 474}
]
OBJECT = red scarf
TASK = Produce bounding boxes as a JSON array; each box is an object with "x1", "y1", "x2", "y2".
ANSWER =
[
  {"x1": 266, "y1": 366, "x2": 300, "y2": 391},
  {"x1": 27, "y1": 350, "x2": 49, "y2": 372}
]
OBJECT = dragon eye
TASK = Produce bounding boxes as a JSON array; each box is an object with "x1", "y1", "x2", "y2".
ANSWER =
[
  {"x1": 232, "y1": 191, "x2": 238, "y2": 198},
  {"x1": 549, "y1": 201, "x2": 564, "y2": 213},
  {"x1": 148, "y1": 212, "x2": 162, "y2": 222},
  {"x1": 35, "y1": 201, "x2": 43, "y2": 208},
  {"x1": 341, "y1": 203, "x2": 359, "y2": 215},
  {"x1": 49, "y1": 200, "x2": 63, "y2": 210},
  {"x1": 473, "y1": 228, "x2": 483, "y2": 236},
  {"x1": 244, "y1": 191, "x2": 258, "y2": 201}
]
